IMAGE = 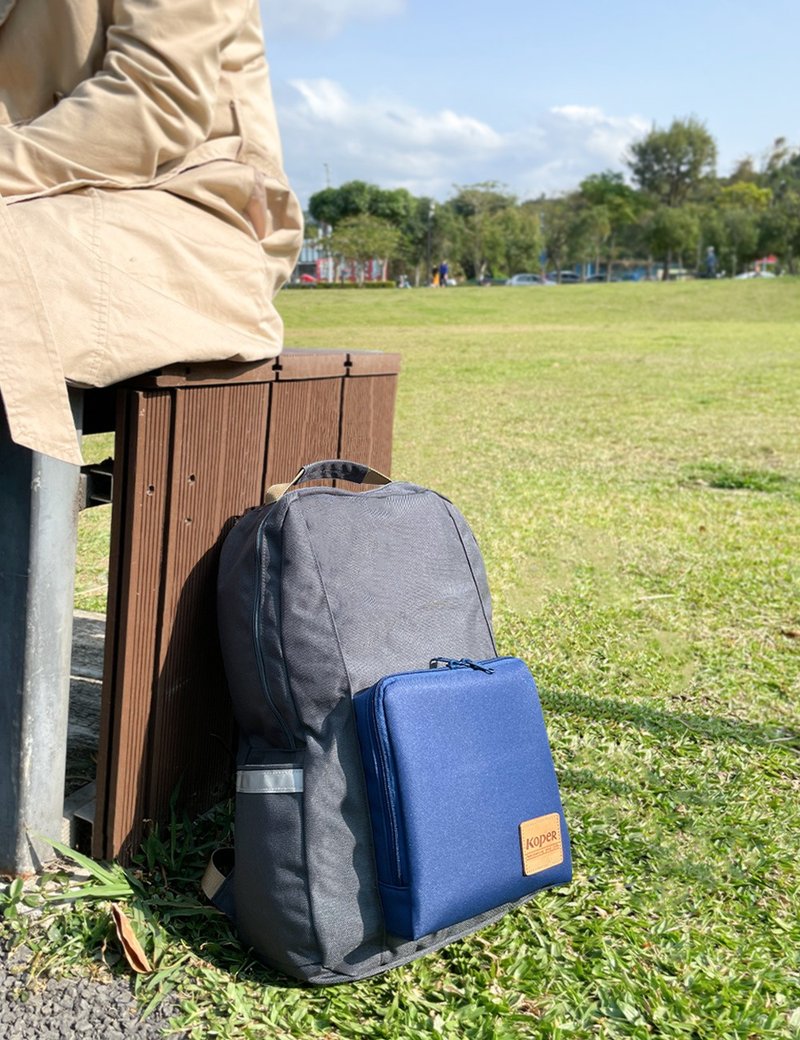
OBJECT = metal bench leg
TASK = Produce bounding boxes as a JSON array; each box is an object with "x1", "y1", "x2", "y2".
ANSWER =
[{"x1": 0, "y1": 390, "x2": 83, "y2": 875}]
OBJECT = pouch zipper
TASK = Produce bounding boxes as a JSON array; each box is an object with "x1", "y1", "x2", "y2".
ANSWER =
[
  {"x1": 371, "y1": 684, "x2": 403, "y2": 886},
  {"x1": 252, "y1": 516, "x2": 296, "y2": 751},
  {"x1": 429, "y1": 657, "x2": 496, "y2": 673}
]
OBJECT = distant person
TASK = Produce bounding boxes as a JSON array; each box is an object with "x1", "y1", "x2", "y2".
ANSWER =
[
  {"x1": 705, "y1": 247, "x2": 718, "y2": 279},
  {"x1": 438, "y1": 259, "x2": 449, "y2": 286}
]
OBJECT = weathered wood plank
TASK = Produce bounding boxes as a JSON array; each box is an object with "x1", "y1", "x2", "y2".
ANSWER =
[{"x1": 94, "y1": 391, "x2": 172, "y2": 860}]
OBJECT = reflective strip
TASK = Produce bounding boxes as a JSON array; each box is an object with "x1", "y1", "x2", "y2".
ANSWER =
[{"x1": 236, "y1": 768, "x2": 304, "y2": 794}]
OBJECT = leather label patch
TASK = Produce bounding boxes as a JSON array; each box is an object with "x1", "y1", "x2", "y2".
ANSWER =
[{"x1": 520, "y1": 813, "x2": 563, "y2": 876}]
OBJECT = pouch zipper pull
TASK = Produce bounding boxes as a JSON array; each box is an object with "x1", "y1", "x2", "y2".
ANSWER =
[{"x1": 428, "y1": 657, "x2": 495, "y2": 674}]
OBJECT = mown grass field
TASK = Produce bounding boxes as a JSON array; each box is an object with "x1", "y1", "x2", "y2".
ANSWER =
[{"x1": 11, "y1": 280, "x2": 800, "y2": 1037}]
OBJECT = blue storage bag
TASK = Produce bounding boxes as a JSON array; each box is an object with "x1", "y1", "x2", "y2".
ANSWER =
[{"x1": 352, "y1": 656, "x2": 572, "y2": 940}]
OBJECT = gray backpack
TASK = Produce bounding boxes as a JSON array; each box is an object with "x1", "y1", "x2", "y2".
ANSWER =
[{"x1": 211, "y1": 460, "x2": 536, "y2": 983}]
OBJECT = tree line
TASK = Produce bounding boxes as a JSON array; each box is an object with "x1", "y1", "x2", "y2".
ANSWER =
[{"x1": 306, "y1": 119, "x2": 800, "y2": 284}]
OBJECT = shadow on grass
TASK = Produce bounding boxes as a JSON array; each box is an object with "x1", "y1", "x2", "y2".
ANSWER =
[
  {"x1": 554, "y1": 766, "x2": 638, "y2": 798},
  {"x1": 540, "y1": 685, "x2": 800, "y2": 751}
]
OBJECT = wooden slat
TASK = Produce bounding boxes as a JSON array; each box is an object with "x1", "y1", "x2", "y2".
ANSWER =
[
  {"x1": 337, "y1": 374, "x2": 399, "y2": 490},
  {"x1": 276, "y1": 349, "x2": 346, "y2": 381},
  {"x1": 263, "y1": 377, "x2": 343, "y2": 495},
  {"x1": 94, "y1": 390, "x2": 172, "y2": 859},
  {"x1": 145, "y1": 383, "x2": 270, "y2": 834},
  {"x1": 129, "y1": 348, "x2": 349, "y2": 387},
  {"x1": 92, "y1": 391, "x2": 130, "y2": 857},
  {"x1": 137, "y1": 358, "x2": 279, "y2": 388},
  {"x1": 346, "y1": 350, "x2": 402, "y2": 376}
]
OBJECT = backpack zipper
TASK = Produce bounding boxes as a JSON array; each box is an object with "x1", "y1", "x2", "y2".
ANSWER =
[{"x1": 252, "y1": 516, "x2": 296, "y2": 751}]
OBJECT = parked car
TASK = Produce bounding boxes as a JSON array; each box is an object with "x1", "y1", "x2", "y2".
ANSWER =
[
  {"x1": 506, "y1": 273, "x2": 552, "y2": 286},
  {"x1": 735, "y1": 270, "x2": 776, "y2": 279},
  {"x1": 551, "y1": 270, "x2": 581, "y2": 284}
]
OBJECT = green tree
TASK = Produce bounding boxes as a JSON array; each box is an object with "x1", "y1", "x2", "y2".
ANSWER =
[
  {"x1": 627, "y1": 117, "x2": 717, "y2": 207},
  {"x1": 763, "y1": 137, "x2": 798, "y2": 182},
  {"x1": 642, "y1": 205, "x2": 700, "y2": 278},
  {"x1": 369, "y1": 187, "x2": 417, "y2": 228},
  {"x1": 697, "y1": 182, "x2": 771, "y2": 275},
  {"x1": 540, "y1": 197, "x2": 572, "y2": 278},
  {"x1": 308, "y1": 181, "x2": 416, "y2": 230},
  {"x1": 578, "y1": 171, "x2": 640, "y2": 279},
  {"x1": 326, "y1": 214, "x2": 403, "y2": 285},
  {"x1": 759, "y1": 190, "x2": 800, "y2": 273},
  {"x1": 718, "y1": 182, "x2": 772, "y2": 212},
  {"x1": 483, "y1": 205, "x2": 542, "y2": 278},
  {"x1": 429, "y1": 202, "x2": 469, "y2": 284},
  {"x1": 569, "y1": 201, "x2": 611, "y2": 278},
  {"x1": 396, "y1": 196, "x2": 445, "y2": 286},
  {"x1": 756, "y1": 138, "x2": 800, "y2": 272},
  {"x1": 308, "y1": 181, "x2": 372, "y2": 227},
  {"x1": 719, "y1": 208, "x2": 761, "y2": 276},
  {"x1": 447, "y1": 182, "x2": 516, "y2": 280},
  {"x1": 726, "y1": 155, "x2": 760, "y2": 185},
  {"x1": 540, "y1": 194, "x2": 601, "y2": 280}
]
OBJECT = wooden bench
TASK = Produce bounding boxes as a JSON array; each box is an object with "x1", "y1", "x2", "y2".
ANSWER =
[{"x1": 0, "y1": 349, "x2": 400, "y2": 872}]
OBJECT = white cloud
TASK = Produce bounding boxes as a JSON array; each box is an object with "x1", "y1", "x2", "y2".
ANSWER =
[
  {"x1": 545, "y1": 105, "x2": 650, "y2": 164},
  {"x1": 261, "y1": 0, "x2": 405, "y2": 40},
  {"x1": 275, "y1": 79, "x2": 649, "y2": 205},
  {"x1": 509, "y1": 105, "x2": 651, "y2": 198}
]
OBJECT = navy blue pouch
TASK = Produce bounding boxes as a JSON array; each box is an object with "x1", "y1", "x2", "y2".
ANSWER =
[{"x1": 352, "y1": 656, "x2": 572, "y2": 940}]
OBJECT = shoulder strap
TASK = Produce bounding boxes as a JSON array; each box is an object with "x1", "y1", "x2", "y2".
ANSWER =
[{"x1": 201, "y1": 848, "x2": 236, "y2": 922}]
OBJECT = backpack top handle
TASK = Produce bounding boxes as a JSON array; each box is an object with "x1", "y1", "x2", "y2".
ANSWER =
[{"x1": 264, "y1": 459, "x2": 392, "y2": 504}]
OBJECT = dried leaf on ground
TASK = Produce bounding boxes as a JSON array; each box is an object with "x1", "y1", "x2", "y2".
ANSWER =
[{"x1": 111, "y1": 903, "x2": 152, "y2": 974}]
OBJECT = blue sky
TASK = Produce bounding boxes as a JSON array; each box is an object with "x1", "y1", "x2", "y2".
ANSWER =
[{"x1": 260, "y1": 0, "x2": 799, "y2": 207}]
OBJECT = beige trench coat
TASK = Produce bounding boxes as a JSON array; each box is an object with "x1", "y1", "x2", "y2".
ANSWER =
[{"x1": 0, "y1": 0, "x2": 303, "y2": 464}]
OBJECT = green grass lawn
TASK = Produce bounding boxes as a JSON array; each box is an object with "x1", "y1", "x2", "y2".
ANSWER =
[{"x1": 14, "y1": 281, "x2": 800, "y2": 1037}]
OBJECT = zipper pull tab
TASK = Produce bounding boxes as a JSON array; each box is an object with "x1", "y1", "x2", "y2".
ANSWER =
[{"x1": 429, "y1": 657, "x2": 495, "y2": 674}]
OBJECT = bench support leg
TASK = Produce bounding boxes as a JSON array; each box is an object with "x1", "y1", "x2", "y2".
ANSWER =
[{"x1": 0, "y1": 391, "x2": 83, "y2": 875}]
